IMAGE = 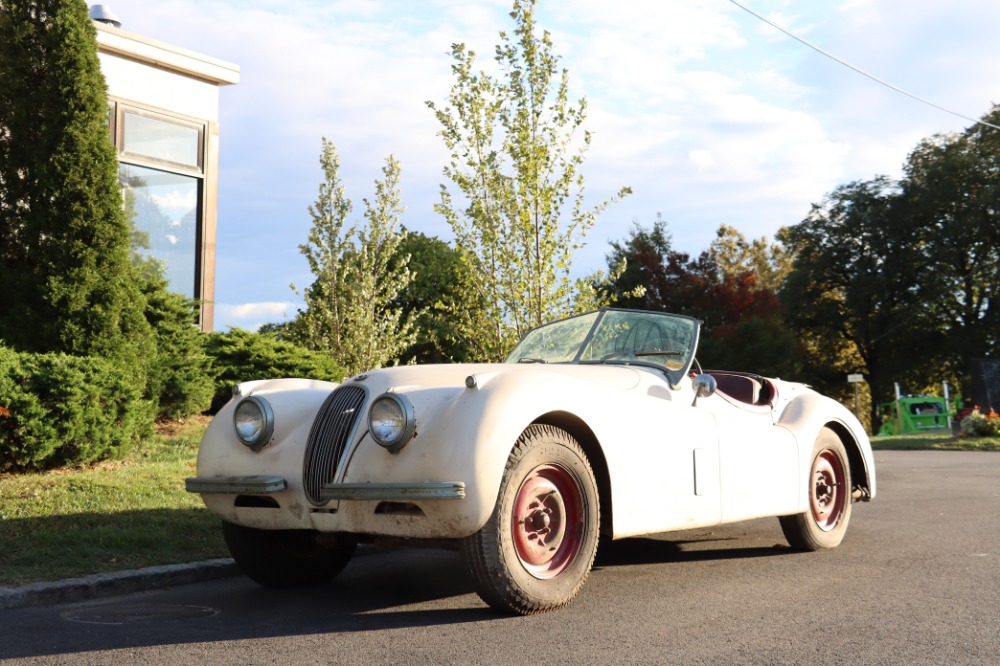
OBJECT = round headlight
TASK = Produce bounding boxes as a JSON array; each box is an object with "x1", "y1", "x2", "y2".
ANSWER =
[
  {"x1": 233, "y1": 396, "x2": 274, "y2": 451},
  {"x1": 368, "y1": 393, "x2": 415, "y2": 452}
]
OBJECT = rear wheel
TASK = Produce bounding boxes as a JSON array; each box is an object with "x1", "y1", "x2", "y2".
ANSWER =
[
  {"x1": 461, "y1": 424, "x2": 600, "y2": 614},
  {"x1": 779, "y1": 427, "x2": 852, "y2": 550},
  {"x1": 222, "y1": 521, "x2": 355, "y2": 586}
]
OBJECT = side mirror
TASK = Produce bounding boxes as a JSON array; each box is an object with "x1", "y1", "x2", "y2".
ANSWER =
[{"x1": 691, "y1": 374, "x2": 717, "y2": 406}]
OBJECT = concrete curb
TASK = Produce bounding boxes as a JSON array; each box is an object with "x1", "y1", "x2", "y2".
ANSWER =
[{"x1": 0, "y1": 558, "x2": 239, "y2": 611}]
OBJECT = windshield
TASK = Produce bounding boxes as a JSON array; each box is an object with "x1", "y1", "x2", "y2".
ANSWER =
[{"x1": 506, "y1": 309, "x2": 700, "y2": 386}]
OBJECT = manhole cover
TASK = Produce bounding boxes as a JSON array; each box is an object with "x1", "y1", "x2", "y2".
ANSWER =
[{"x1": 61, "y1": 603, "x2": 219, "y2": 625}]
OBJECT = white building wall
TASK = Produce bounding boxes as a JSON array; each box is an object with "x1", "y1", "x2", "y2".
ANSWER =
[{"x1": 99, "y1": 52, "x2": 221, "y2": 121}]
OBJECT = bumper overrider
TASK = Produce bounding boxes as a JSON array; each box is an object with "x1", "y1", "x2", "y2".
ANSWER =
[{"x1": 184, "y1": 476, "x2": 466, "y2": 501}]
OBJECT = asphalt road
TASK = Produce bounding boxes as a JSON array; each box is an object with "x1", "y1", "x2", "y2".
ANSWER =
[{"x1": 2, "y1": 450, "x2": 998, "y2": 665}]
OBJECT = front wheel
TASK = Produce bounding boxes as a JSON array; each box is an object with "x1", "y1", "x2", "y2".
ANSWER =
[
  {"x1": 461, "y1": 424, "x2": 600, "y2": 615},
  {"x1": 779, "y1": 427, "x2": 852, "y2": 550},
  {"x1": 222, "y1": 521, "x2": 356, "y2": 587}
]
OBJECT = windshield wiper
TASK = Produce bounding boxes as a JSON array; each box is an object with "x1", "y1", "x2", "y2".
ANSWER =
[
  {"x1": 600, "y1": 349, "x2": 681, "y2": 363},
  {"x1": 516, "y1": 357, "x2": 548, "y2": 364}
]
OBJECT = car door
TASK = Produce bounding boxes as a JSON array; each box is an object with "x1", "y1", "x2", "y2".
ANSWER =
[
  {"x1": 599, "y1": 384, "x2": 723, "y2": 538},
  {"x1": 699, "y1": 393, "x2": 799, "y2": 523}
]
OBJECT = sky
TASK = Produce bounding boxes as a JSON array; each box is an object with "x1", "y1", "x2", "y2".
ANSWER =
[{"x1": 99, "y1": 0, "x2": 1000, "y2": 332}]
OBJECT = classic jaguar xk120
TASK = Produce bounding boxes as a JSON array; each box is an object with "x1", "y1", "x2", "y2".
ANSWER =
[{"x1": 187, "y1": 308, "x2": 875, "y2": 614}]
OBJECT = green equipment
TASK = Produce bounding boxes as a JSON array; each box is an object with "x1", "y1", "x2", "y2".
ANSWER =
[{"x1": 877, "y1": 395, "x2": 951, "y2": 436}]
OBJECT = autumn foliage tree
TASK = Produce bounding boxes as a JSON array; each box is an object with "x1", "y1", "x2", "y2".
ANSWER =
[
  {"x1": 708, "y1": 224, "x2": 791, "y2": 293},
  {"x1": 605, "y1": 218, "x2": 798, "y2": 377}
]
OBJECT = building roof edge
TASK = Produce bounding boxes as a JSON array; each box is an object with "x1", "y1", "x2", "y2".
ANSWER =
[{"x1": 94, "y1": 21, "x2": 240, "y2": 86}]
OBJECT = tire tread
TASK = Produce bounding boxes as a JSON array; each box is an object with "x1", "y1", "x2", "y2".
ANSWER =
[
  {"x1": 462, "y1": 424, "x2": 599, "y2": 614},
  {"x1": 779, "y1": 427, "x2": 852, "y2": 551}
]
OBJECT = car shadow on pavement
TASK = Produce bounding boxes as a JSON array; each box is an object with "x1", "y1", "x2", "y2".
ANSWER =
[
  {"x1": 2, "y1": 526, "x2": 798, "y2": 659},
  {"x1": 595, "y1": 534, "x2": 794, "y2": 568}
]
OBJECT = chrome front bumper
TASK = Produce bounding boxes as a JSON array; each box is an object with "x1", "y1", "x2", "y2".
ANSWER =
[
  {"x1": 185, "y1": 475, "x2": 287, "y2": 494},
  {"x1": 185, "y1": 476, "x2": 466, "y2": 501}
]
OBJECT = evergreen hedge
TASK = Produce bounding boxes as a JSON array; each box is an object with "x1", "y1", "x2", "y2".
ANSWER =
[
  {"x1": 0, "y1": 346, "x2": 153, "y2": 472},
  {"x1": 0, "y1": 327, "x2": 349, "y2": 471},
  {"x1": 205, "y1": 329, "x2": 347, "y2": 413},
  {"x1": 143, "y1": 279, "x2": 216, "y2": 420}
]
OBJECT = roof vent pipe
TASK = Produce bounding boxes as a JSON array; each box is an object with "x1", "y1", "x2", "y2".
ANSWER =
[{"x1": 89, "y1": 5, "x2": 122, "y2": 28}]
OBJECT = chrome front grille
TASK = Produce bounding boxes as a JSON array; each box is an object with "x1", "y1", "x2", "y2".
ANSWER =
[{"x1": 303, "y1": 384, "x2": 367, "y2": 504}]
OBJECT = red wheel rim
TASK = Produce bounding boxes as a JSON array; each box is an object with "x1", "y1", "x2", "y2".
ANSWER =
[
  {"x1": 511, "y1": 463, "x2": 584, "y2": 579},
  {"x1": 810, "y1": 449, "x2": 846, "y2": 532}
]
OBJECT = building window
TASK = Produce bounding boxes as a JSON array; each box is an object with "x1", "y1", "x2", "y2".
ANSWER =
[
  {"x1": 120, "y1": 164, "x2": 201, "y2": 299},
  {"x1": 108, "y1": 101, "x2": 206, "y2": 301},
  {"x1": 122, "y1": 110, "x2": 203, "y2": 170}
]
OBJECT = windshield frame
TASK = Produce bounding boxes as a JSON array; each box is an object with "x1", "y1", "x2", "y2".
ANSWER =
[{"x1": 505, "y1": 308, "x2": 701, "y2": 388}]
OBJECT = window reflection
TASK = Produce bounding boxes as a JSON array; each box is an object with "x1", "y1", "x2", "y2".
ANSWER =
[
  {"x1": 123, "y1": 111, "x2": 201, "y2": 167},
  {"x1": 120, "y1": 164, "x2": 199, "y2": 298}
]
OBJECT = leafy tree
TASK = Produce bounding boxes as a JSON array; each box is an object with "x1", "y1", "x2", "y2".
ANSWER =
[
  {"x1": 780, "y1": 177, "x2": 939, "y2": 429},
  {"x1": 392, "y1": 230, "x2": 473, "y2": 364},
  {"x1": 292, "y1": 138, "x2": 416, "y2": 376},
  {"x1": 426, "y1": 0, "x2": 630, "y2": 361},
  {"x1": 903, "y1": 105, "x2": 1000, "y2": 382},
  {"x1": 708, "y1": 224, "x2": 792, "y2": 293},
  {"x1": 256, "y1": 321, "x2": 295, "y2": 339},
  {"x1": 0, "y1": 0, "x2": 153, "y2": 373},
  {"x1": 602, "y1": 216, "x2": 673, "y2": 310}
]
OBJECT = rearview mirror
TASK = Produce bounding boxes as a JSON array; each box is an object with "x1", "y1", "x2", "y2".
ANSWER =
[{"x1": 691, "y1": 374, "x2": 717, "y2": 406}]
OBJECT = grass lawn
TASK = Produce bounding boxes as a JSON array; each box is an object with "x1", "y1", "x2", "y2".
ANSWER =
[
  {"x1": 1, "y1": 418, "x2": 997, "y2": 588},
  {"x1": 872, "y1": 430, "x2": 1000, "y2": 451},
  {"x1": 0, "y1": 417, "x2": 228, "y2": 587}
]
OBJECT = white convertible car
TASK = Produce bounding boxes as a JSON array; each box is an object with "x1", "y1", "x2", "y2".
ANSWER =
[{"x1": 187, "y1": 308, "x2": 875, "y2": 614}]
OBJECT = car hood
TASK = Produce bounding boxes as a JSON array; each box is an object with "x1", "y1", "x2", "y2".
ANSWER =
[{"x1": 353, "y1": 362, "x2": 646, "y2": 394}]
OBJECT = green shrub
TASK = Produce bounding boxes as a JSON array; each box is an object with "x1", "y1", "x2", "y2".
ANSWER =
[
  {"x1": 143, "y1": 280, "x2": 216, "y2": 420},
  {"x1": 0, "y1": 347, "x2": 153, "y2": 472},
  {"x1": 205, "y1": 329, "x2": 346, "y2": 413}
]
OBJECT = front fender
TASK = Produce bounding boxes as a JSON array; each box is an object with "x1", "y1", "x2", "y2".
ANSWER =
[
  {"x1": 339, "y1": 365, "x2": 646, "y2": 538},
  {"x1": 777, "y1": 392, "x2": 877, "y2": 507},
  {"x1": 193, "y1": 378, "x2": 341, "y2": 528}
]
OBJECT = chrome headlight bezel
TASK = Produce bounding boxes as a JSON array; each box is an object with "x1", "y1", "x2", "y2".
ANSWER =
[
  {"x1": 367, "y1": 393, "x2": 416, "y2": 453},
  {"x1": 232, "y1": 396, "x2": 274, "y2": 451}
]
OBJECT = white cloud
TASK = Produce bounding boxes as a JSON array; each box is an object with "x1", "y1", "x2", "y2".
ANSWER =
[
  {"x1": 215, "y1": 301, "x2": 297, "y2": 331},
  {"x1": 688, "y1": 149, "x2": 715, "y2": 171},
  {"x1": 150, "y1": 189, "x2": 197, "y2": 212},
  {"x1": 102, "y1": 0, "x2": 1000, "y2": 331}
]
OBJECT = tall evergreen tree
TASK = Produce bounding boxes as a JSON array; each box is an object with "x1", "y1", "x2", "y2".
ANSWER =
[
  {"x1": 603, "y1": 216, "x2": 673, "y2": 310},
  {"x1": 0, "y1": 0, "x2": 153, "y2": 371}
]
